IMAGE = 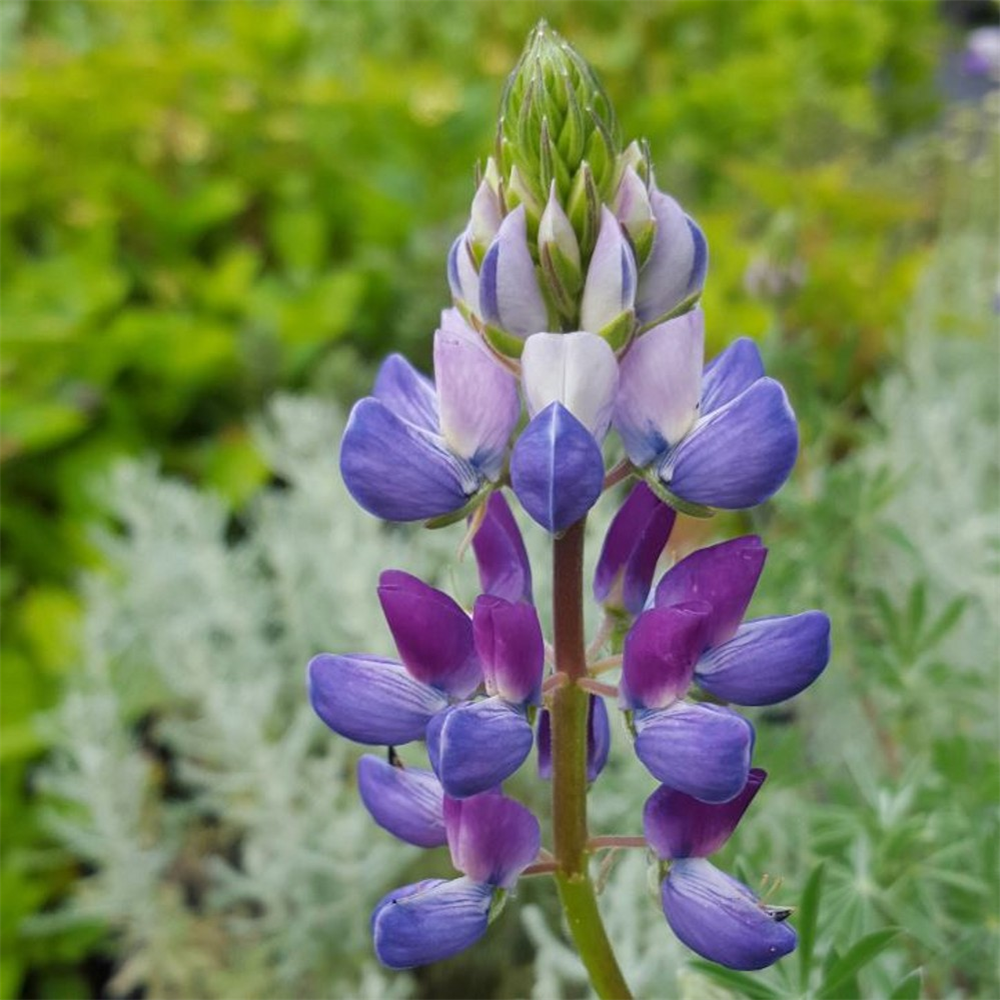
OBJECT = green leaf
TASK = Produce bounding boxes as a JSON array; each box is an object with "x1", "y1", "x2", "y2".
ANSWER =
[
  {"x1": 687, "y1": 960, "x2": 782, "y2": 999},
  {"x1": 798, "y1": 863, "x2": 825, "y2": 991},
  {"x1": 818, "y1": 928, "x2": 901, "y2": 999},
  {"x1": 890, "y1": 969, "x2": 923, "y2": 999}
]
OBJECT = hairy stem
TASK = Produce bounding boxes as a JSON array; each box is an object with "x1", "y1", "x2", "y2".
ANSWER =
[{"x1": 551, "y1": 521, "x2": 632, "y2": 1000}]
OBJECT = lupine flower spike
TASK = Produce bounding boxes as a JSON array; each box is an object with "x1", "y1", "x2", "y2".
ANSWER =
[{"x1": 310, "y1": 21, "x2": 829, "y2": 991}]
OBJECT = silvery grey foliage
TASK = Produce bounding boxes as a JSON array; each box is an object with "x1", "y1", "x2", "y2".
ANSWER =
[{"x1": 37, "y1": 398, "x2": 462, "y2": 999}]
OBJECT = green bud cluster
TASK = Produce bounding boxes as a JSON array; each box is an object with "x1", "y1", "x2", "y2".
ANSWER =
[{"x1": 496, "y1": 21, "x2": 622, "y2": 257}]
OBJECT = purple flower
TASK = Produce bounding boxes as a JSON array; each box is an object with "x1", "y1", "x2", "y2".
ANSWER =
[
  {"x1": 471, "y1": 492, "x2": 533, "y2": 605},
  {"x1": 511, "y1": 331, "x2": 619, "y2": 533},
  {"x1": 537, "y1": 694, "x2": 611, "y2": 783},
  {"x1": 655, "y1": 536, "x2": 831, "y2": 706},
  {"x1": 614, "y1": 310, "x2": 798, "y2": 512},
  {"x1": 644, "y1": 771, "x2": 797, "y2": 970},
  {"x1": 372, "y1": 790, "x2": 541, "y2": 969},
  {"x1": 425, "y1": 593, "x2": 545, "y2": 798},
  {"x1": 621, "y1": 602, "x2": 755, "y2": 803},
  {"x1": 593, "y1": 481, "x2": 677, "y2": 615},
  {"x1": 620, "y1": 535, "x2": 829, "y2": 799},
  {"x1": 340, "y1": 311, "x2": 520, "y2": 522},
  {"x1": 307, "y1": 570, "x2": 480, "y2": 747}
]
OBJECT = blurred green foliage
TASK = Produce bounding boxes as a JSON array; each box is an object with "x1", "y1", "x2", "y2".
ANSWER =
[{"x1": 0, "y1": 0, "x2": 970, "y2": 996}]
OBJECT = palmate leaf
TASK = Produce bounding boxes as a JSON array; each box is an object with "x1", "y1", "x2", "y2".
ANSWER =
[{"x1": 889, "y1": 968, "x2": 923, "y2": 999}]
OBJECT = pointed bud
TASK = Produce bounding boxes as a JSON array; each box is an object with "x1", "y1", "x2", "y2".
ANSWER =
[
  {"x1": 566, "y1": 160, "x2": 601, "y2": 259},
  {"x1": 447, "y1": 231, "x2": 480, "y2": 319},
  {"x1": 498, "y1": 21, "x2": 620, "y2": 218},
  {"x1": 614, "y1": 165, "x2": 657, "y2": 267},
  {"x1": 580, "y1": 207, "x2": 637, "y2": 347},
  {"x1": 479, "y1": 205, "x2": 549, "y2": 342},
  {"x1": 468, "y1": 177, "x2": 503, "y2": 265},
  {"x1": 538, "y1": 181, "x2": 582, "y2": 314}
]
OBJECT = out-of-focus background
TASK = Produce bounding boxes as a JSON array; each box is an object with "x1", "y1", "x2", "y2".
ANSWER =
[{"x1": 2, "y1": 2, "x2": 997, "y2": 998}]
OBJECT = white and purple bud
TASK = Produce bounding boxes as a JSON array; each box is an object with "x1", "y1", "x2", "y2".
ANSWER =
[
  {"x1": 538, "y1": 181, "x2": 582, "y2": 315},
  {"x1": 467, "y1": 171, "x2": 503, "y2": 264},
  {"x1": 613, "y1": 165, "x2": 657, "y2": 266},
  {"x1": 634, "y1": 188, "x2": 708, "y2": 329},
  {"x1": 479, "y1": 205, "x2": 549, "y2": 348},
  {"x1": 580, "y1": 206, "x2": 637, "y2": 350},
  {"x1": 447, "y1": 230, "x2": 481, "y2": 320}
]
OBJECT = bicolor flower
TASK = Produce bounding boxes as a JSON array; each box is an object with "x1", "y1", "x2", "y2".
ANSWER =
[
  {"x1": 634, "y1": 186, "x2": 708, "y2": 330},
  {"x1": 372, "y1": 790, "x2": 541, "y2": 969},
  {"x1": 471, "y1": 492, "x2": 533, "y2": 605},
  {"x1": 340, "y1": 310, "x2": 520, "y2": 522},
  {"x1": 644, "y1": 770, "x2": 797, "y2": 970},
  {"x1": 593, "y1": 481, "x2": 677, "y2": 615},
  {"x1": 654, "y1": 536, "x2": 832, "y2": 706},
  {"x1": 620, "y1": 601, "x2": 755, "y2": 803},
  {"x1": 614, "y1": 309, "x2": 799, "y2": 513},
  {"x1": 308, "y1": 570, "x2": 480, "y2": 747},
  {"x1": 511, "y1": 331, "x2": 618, "y2": 533},
  {"x1": 537, "y1": 694, "x2": 611, "y2": 783},
  {"x1": 580, "y1": 206, "x2": 637, "y2": 345},
  {"x1": 425, "y1": 593, "x2": 545, "y2": 798}
]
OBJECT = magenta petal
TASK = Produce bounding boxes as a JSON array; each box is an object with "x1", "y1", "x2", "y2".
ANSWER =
[
  {"x1": 372, "y1": 354, "x2": 439, "y2": 433},
  {"x1": 654, "y1": 536, "x2": 767, "y2": 648},
  {"x1": 634, "y1": 702, "x2": 754, "y2": 803},
  {"x1": 471, "y1": 492, "x2": 533, "y2": 604},
  {"x1": 594, "y1": 482, "x2": 677, "y2": 614},
  {"x1": 473, "y1": 595, "x2": 544, "y2": 705},
  {"x1": 340, "y1": 398, "x2": 476, "y2": 522},
  {"x1": 444, "y1": 791, "x2": 541, "y2": 888},
  {"x1": 660, "y1": 378, "x2": 799, "y2": 510},
  {"x1": 700, "y1": 338, "x2": 765, "y2": 415},
  {"x1": 662, "y1": 859, "x2": 797, "y2": 971},
  {"x1": 426, "y1": 698, "x2": 534, "y2": 799},
  {"x1": 378, "y1": 570, "x2": 481, "y2": 699},
  {"x1": 357, "y1": 755, "x2": 446, "y2": 848},
  {"x1": 696, "y1": 611, "x2": 831, "y2": 706},
  {"x1": 307, "y1": 654, "x2": 446, "y2": 746},
  {"x1": 643, "y1": 768, "x2": 766, "y2": 860},
  {"x1": 620, "y1": 604, "x2": 712, "y2": 710},
  {"x1": 372, "y1": 876, "x2": 493, "y2": 969},
  {"x1": 509, "y1": 403, "x2": 605, "y2": 534}
]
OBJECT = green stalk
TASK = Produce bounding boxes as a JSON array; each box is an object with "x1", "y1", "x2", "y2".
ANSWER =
[{"x1": 551, "y1": 520, "x2": 632, "y2": 1000}]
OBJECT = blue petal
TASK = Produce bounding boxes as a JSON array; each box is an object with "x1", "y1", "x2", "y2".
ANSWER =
[
  {"x1": 662, "y1": 858, "x2": 797, "y2": 970},
  {"x1": 340, "y1": 397, "x2": 479, "y2": 521},
  {"x1": 685, "y1": 215, "x2": 709, "y2": 300},
  {"x1": 634, "y1": 702, "x2": 754, "y2": 803},
  {"x1": 357, "y1": 755, "x2": 446, "y2": 848},
  {"x1": 538, "y1": 694, "x2": 611, "y2": 782},
  {"x1": 696, "y1": 611, "x2": 831, "y2": 706},
  {"x1": 660, "y1": 378, "x2": 798, "y2": 509},
  {"x1": 509, "y1": 403, "x2": 604, "y2": 533},
  {"x1": 426, "y1": 698, "x2": 534, "y2": 799},
  {"x1": 700, "y1": 338, "x2": 765, "y2": 415},
  {"x1": 479, "y1": 205, "x2": 547, "y2": 337},
  {"x1": 308, "y1": 654, "x2": 446, "y2": 746},
  {"x1": 372, "y1": 876, "x2": 493, "y2": 969},
  {"x1": 372, "y1": 354, "x2": 439, "y2": 433}
]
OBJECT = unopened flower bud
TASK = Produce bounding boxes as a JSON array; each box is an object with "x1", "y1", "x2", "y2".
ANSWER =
[
  {"x1": 614, "y1": 165, "x2": 657, "y2": 267},
  {"x1": 538, "y1": 181, "x2": 582, "y2": 316},
  {"x1": 580, "y1": 206, "x2": 637, "y2": 350},
  {"x1": 497, "y1": 21, "x2": 621, "y2": 231},
  {"x1": 468, "y1": 174, "x2": 503, "y2": 265}
]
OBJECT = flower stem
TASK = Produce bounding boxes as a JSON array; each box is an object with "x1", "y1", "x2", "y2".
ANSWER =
[{"x1": 551, "y1": 521, "x2": 632, "y2": 1000}]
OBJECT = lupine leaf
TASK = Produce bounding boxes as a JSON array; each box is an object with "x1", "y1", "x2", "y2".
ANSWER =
[
  {"x1": 797, "y1": 863, "x2": 825, "y2": 991},
  {"x1": 686, "y1": 961, "x2": 782, "y2": 999},
  {"x1": 817, "y1": 929, "x2": 901, "y2": 999}
]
